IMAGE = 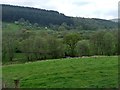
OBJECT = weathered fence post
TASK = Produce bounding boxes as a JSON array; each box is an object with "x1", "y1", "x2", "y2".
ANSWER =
[{"x1": 14, "y1": 79, "x2": 19, "y2": 88}]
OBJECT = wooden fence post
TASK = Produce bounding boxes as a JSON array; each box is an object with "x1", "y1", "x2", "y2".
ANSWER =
[{"x1": 14, "y1": 79, "x2": 19, "y2": 88}]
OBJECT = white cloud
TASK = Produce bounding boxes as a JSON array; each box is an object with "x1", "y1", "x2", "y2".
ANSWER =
[{"x1": 0, "y1": 0, "x2": 119, "y2": 19}]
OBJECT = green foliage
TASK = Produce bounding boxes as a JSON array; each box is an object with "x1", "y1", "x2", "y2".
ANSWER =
[
  {"x1": 47, "y1": 36, "x2": 65, "y2": 59},
  {"x1": 90, "y1": 31, "x2": 107, "y2": 55},
  {"x1": 2, "y1": 4, "x2": 73, "y2": 26},
  {"x1": 58, "y1": 22, "x2": 70, "y2": 31},
  {"x1": 2, "y1": 4, "x2": 117, "y2": 30},
  {"x1": 89, "y1": 31, "x2": 118, "y2": 56},
  {"x1": 2, "y1": 22, "x2": 118, "y2": 64},
  {"x1": 64, "y1": 33, "x2": 80, "y2": 57},
  {"x1": 20, "y1": 37, "x2": 34, "y2": 61},
  {"x1": 73, "y1": 17, "x2": 117, "y2": 30},
  {"x1": 75, "y1": 40, "x2": 90, "y2": 56},
  {"x1": 2, "y1": 32, "x2": 16, "y2": 61},
  {"x1": 102, "y1": 32, "x2": 116, "y2": 55},
  {"x1": 32, "y1": 36, "x2": 49, "y2": 60}
]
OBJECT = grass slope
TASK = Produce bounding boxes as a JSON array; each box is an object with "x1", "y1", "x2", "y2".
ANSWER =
[{"x1": 2, "y1": 56, "x2": 118, "y2": 88}]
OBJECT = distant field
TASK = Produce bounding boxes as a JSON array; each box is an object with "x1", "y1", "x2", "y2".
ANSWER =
[{"x1": 2, "y1": 56, "x2": 118, "y2": 88}]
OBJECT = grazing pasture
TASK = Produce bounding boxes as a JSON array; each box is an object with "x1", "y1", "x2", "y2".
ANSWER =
[{"x1": 2, "y1": 56, "x2": 118, "y2": 88}]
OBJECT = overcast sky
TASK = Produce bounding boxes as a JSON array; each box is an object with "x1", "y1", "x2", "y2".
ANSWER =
[{"x1": 1, "y1": 0, "x2": 119, "y2": 20}]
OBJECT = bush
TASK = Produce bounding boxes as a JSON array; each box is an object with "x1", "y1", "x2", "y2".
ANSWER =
[{"x1": 75, "y1": 40, "x2": 90, "y2": 57}]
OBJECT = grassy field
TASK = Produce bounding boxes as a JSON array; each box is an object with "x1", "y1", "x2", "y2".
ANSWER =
[{"x1": 2, "y1": 56, "x2": 118, "y2": 88}]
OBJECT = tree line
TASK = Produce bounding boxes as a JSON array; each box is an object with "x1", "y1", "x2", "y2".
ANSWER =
[{"x1": 2, "y1": 29, "x2": 118, "y2": 63}]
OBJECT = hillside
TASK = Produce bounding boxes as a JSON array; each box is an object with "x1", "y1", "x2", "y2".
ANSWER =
[
  {"x1": 2, "y1": 4, "x2": 117, "y2": 30},
  {"x1": 3, "y1": 56, "x2": 118, "y2": 88},
  {"x1": 2, "y1": 4, "x2": 118, "y2": 88},
  {"x1": 110, "y1": 19, "x2": 118, "y2": 22},
  {"x1": 2, "y1": 4, "x2": 73, "y2": 27}
]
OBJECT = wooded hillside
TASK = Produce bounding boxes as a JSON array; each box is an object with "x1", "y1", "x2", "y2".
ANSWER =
[{"x1": 2, "y1": 4, "x2": 117, "y2": 30}]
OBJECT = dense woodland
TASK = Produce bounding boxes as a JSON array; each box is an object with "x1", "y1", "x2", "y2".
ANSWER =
[
  {"x1": 2, "y1": 4, "x2": 117, "y2": 30},
  {"x1": 2, "y1": 21, "x2": 118, "y2": 64},
  {"x1": 2, "y1": 4, "x2": 118, "y2": 64}
]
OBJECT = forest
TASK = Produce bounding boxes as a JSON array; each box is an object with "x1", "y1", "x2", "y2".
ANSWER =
[
  {"x1": 2, "y1": 20, "x2": 118, "y2": 64},
  {"x1": 2, "y1": 4, "x2": 117, "y2": 30}
]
